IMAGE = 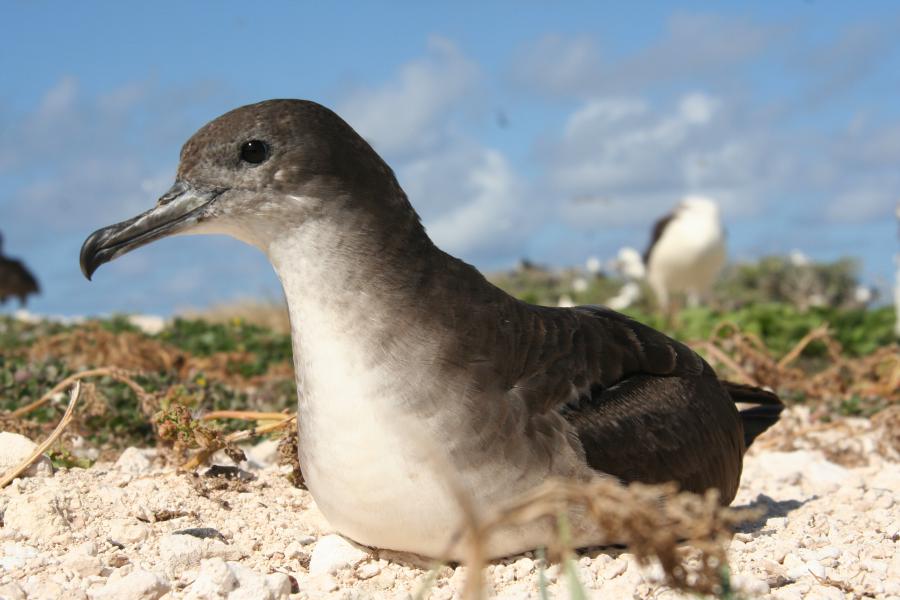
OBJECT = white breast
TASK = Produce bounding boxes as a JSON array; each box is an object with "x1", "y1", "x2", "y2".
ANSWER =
[
  {"x1": 287, "y1": 303, "x2": 466, "y2": 556},
  {"x1": 647, "y1": 208, "x2": 726, "y2": 301}
]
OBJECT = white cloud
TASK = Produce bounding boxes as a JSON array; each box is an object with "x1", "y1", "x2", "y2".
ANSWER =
[
  {"x1": 37, "y1": 76, "x2": 78, "y2": 118},
  {"x1": 403, "y1": 147, "x2": 527, "y2": 260},
  {"x1": 548, "y1": 92, "x2": 730, "y2": 207},
  {"x1": 510, "y1": 34, "x2": 604, "y2": 98},
  {"x1": 511, "y1": 14, "x2": 779, "y2": 97},
  {"x1": 338, "y1": 37, "x2": 479, "y2": 158}
]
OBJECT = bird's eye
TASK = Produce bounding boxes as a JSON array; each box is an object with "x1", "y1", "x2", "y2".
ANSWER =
[{"x1": 240, "y1": 140, "x2": 269, "y2": 164}]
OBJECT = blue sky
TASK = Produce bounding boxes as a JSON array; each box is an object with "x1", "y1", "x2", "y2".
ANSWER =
[{"x1": 2, "y1": 2, "x2": 899, "y2": 316}]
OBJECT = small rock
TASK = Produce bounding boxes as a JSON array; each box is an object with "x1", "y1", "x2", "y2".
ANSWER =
[
  {"x1": 862, "y1": 559, "x2": 887, "y2": 575},
  {"x1": 759, "y1": 557, "x2": 792, "y2": 587},
  {"x1": 869, "y1": 464, "x2": 900, "y2": 491},
  {"x1": 0, "y1": 542, "x2": 39, "y2": 570},
  {"x1": 245, "y1": 439, "x2": 281, "y2": 468},
  {"x1": 310, "y1": 574, "x2": 339, "y2": 593},
  {"x1": 732, "y1": 574, "x2": 770, "y2": 595},
  {"x1": 263, "y1": 572, "x2": 292, "y2": 599},
  {"x1": 601, "y1": 559, "x2": 627, "y2": 580},
  {"x1": 108, "y1": 518, "x2": 150, "y2": 545},
  {"x1": 183, "y1": 558, "x2": 238, "y2": 599},
  {"x1": 804, "y1": 560, "x2": 825, "y2": 579},
  {"x1": 20, "y1": 580, "x2": 63, "y2": 600},
  {"x1": 757, "y1": 450, "x2": 862, "y2": 491},
  {"x1": 815, "y1": 547, "x2": 840, "y2": 561},
  {"x1": 3, "y1": 488, "x2": 70, "y2": 539},
  {"x1": 72, "y1": 541, "x2": 98, "y2": 556},
  {"x1": 113, "y1": 448, "x2": 154, "y2": 474},
  {"x1": 0, "y1": 432, "x2": 53, "y2": 478},
  {"x1": 772, "y1": 588, "x2": 804, "y2": 600},
  {"x1": 182, "y1": 558, "x2": 290, "y2": 600},
  {"x1": 807, "y1": 585, "x2": 844, "y2": 600},
  {"x1": 63, "y1": 552, "x2": 104, "y2": 577},
  {"x1": 874, "y1": 494, "x2": 894, "y2": 509},
  {"x1": 374, "y1": 570, "x2": 396, "y2": 590},
  {"x1": 0, "y1": 582, "x2": 26, "y2": 600},
  {"x1": 356, "y1": 562, "x2": 381, "y2": 580},
  {"x1": 230, "y1": 561, "x2": 291, "y2": 600},
  {"x1": 807, "y1": 460, "x2": 862, "y2": 491},
  {"x1": 158, "y1": 533, "x2": 235, "y2": 577},
  {"x1": 308, "y1": 534, "x2": 369, "y2": 576},
  {"x1": 283, "y1": 540, "x2": 312, "y2": 560},
  {"x1": 88, "y1": 568, "x2": 170, "y2": 600},
  {"x1": 513, "y1": 556, "x2": 535, "y2": 580}
]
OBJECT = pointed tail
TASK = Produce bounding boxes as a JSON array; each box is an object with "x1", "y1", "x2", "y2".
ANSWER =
[{"x1": 723, "y1": 382, "x2": 785, "y2": 447}]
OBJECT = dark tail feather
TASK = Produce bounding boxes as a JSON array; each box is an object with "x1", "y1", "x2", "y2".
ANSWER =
[{"x1": 723, "y1": 382, "x2": 785, "y2": 447}]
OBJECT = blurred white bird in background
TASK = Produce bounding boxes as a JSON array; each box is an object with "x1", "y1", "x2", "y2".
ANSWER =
[
  {"x1": 643, "y1": 196, "x2": 727, "y2": 313},
  {"x1": 605, "y1": 247, "x2": 646, "y2": 310}
]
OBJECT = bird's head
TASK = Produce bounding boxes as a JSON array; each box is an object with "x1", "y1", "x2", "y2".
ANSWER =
[
  {"x1": 80, "y1": 99, "x2": 411, "y2": 280},
  {"x1": 677, "y1": 195, "x2": 720, "y2": 217}
]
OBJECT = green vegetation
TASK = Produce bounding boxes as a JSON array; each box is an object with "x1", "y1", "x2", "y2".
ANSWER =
[
  {"x1": 158, "y1": 317, "x2": 293, "y2": 377},
  {"x1": 0, "y1": 255, "x2": 896, "y2": 458},
  {"x1": 623, "y1": 304, "x2": 897, "y2": 357}
]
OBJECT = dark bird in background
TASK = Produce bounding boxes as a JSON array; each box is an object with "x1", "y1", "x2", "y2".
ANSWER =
[{"x1": 0, "y1": 232, "x2": 40, "y2": 307}]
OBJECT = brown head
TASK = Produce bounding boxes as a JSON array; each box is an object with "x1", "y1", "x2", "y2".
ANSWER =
[{"x1": 80, "y1": 99, "x2": 422, "y2": 279}]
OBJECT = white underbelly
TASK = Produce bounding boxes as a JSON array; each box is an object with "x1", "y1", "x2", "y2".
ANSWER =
[
  {"x1": 286, "y1": 304, "x2": 593, "y2": 558},
  {"x1": 297, "y1": 388, "x2": 467, "y2": 556},
  {"x1": 293, "y1": 366, "x2": 590, "y2": 558}
]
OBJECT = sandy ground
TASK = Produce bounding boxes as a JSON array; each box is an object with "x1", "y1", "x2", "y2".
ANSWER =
[{"x1": 1, "y1": 406, "x2": 898, "y2": 600}]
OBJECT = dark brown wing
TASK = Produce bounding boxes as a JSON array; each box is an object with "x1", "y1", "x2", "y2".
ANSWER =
[
  {"x1": 506, "y1": 305, "x2": 746, "y2": 503},
  {"x1": 643, "y1": 212, "x2": 676, "y2": 264}
]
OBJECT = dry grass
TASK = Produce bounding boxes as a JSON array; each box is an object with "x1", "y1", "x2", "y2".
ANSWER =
[
  {"x1": 23, "y1": 323, "x2": 293, "y2": 392},
  {"x1": 692, "y1": 322, "x2": 899, "y2": 415},
  {"x1": 28, "y1": 324, "x2": 185, "y2": 373},
  {"x1": 446, "y1": 478, "x2": 753, "y2": 599}
]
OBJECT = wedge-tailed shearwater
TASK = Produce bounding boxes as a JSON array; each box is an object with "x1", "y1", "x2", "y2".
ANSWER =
[{"x1": 80, "y1": 100, "x2": 782, "y2": 559}]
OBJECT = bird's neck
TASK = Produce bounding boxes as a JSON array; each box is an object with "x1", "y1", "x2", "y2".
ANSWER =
[
  {"x1": 265, "y1": 210, "x2": 481, "y2": 374},
  {"x1": 269, "y1": 210, "x2": 432, "y2": 312}
]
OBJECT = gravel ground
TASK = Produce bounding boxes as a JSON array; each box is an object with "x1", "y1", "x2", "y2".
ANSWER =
[{"x1": 1, "y1": 406, "x2": 898, "y2": 600}]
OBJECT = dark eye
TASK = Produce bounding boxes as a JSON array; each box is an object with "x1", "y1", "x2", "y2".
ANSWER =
[{"x1": 240, "y1": 140, "x2": 268, "y2": 164}]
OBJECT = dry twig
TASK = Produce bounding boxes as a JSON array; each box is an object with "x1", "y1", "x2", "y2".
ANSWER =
[
  {"x1": 200, "y1": 410, "x2": 294, "y2": 422},
  {"x1": 1, "y1": 382, "x2": 83, "y2": 488}
]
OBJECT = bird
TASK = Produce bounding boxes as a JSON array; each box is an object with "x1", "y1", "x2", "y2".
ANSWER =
[
  {"x1": 80, "y1": 100, "x2": 782, "y2": 559},
  {"x1": 643, "y1": 196, "x2": 727, "y2": 313},
  {"x1": 0, "y1": 232, "x2": 40, "y2": 307},
  {"x1": 605, "y1": 247, "x2": 646, "y2": 310}
]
